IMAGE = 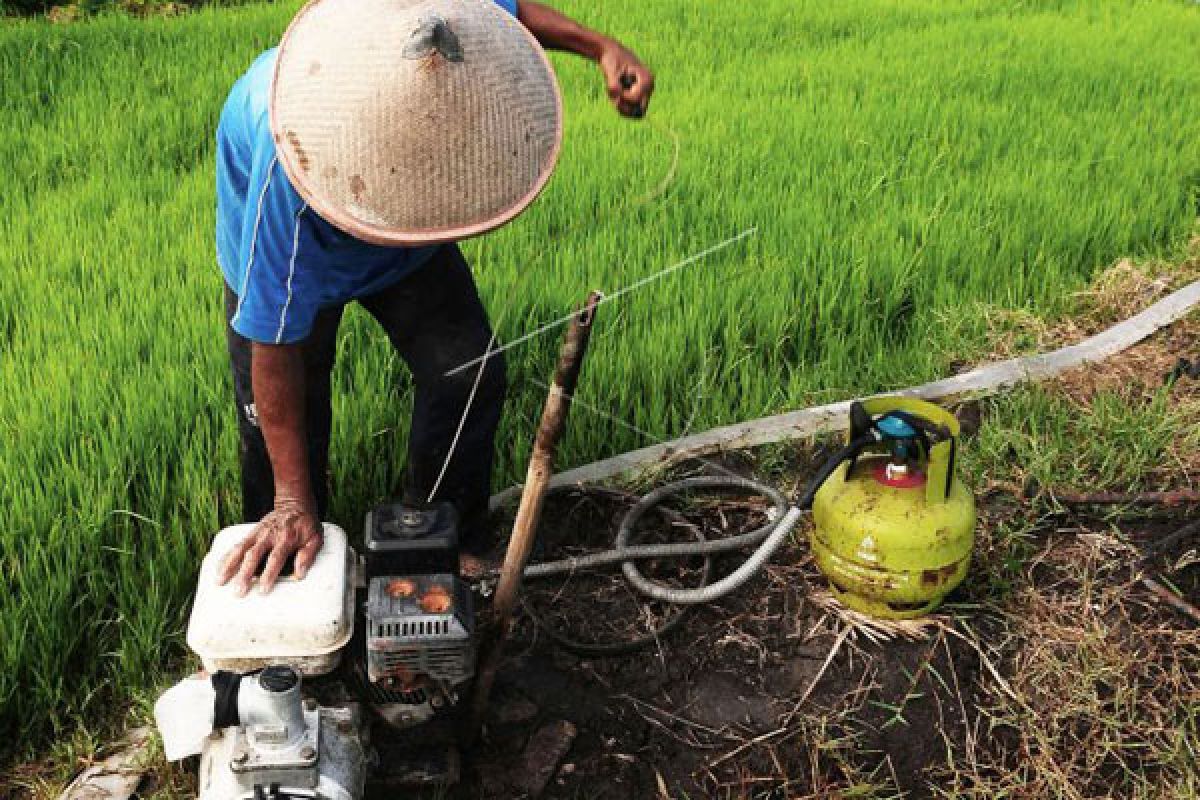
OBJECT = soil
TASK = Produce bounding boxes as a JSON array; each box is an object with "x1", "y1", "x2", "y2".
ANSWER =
[
  {"x1": 451, "y1": 428, "x2": 1199, "y2": 798},
  {"x1": 452, "y1": 482, "x2": 990, "y2": 799}
]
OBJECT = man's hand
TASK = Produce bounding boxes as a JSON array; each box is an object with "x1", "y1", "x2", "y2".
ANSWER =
[
  {"x1": 217, "y1": 502, "x2": 323, "y2": 596},
  {"x1": 517, "y1": 2, "x2": 655, "y2": 119},
  {"x1": 221, "y1": 340, "x2": 320, "y2": 596},
  {"x1": 599, "y1": 40, "x2": 654, "y2": 119}
]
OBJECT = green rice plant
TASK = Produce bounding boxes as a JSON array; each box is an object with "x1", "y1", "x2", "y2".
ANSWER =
[
  {"x1": 965, "y1": 385, "x2": 1185, "y2": 493},
  {"x1": 2, "y1": 0, "x2": 1200, "y2": 763}
]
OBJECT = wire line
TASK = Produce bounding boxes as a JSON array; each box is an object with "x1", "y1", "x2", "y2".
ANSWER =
[
  {"x1": 426, "y1": 331, "x2": 499, "y2": 504},
  {"x1": 443, "y1": 227, "x2": 758, "y2": 377}
]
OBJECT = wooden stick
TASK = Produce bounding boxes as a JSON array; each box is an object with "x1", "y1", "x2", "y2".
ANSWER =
[
  {"x1": 465, "y1": 291, "x2": 603, "y2": 745},
  {"x1": 1140, "y1": 518, "x2": 1200, "y2": 565},
  {"x1": 1045, "y1": 488, "x2": 1200, "y2": 509}
]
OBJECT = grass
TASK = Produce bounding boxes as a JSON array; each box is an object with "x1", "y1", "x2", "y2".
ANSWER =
[
  {"x1": 935, "y1": 416, "x2": 1200, "y2": 799},
  {"x1": 936, "y1": 289, "x2": 1200, "y2": 797},
  {"x1": 3, "y1": 0, "x2": 1200, "y2": 772},
  {"x1": 969, "y1": 385, "x2": 1185, "y2": 492}
]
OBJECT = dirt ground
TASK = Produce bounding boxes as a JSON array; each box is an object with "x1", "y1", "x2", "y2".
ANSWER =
[
  {"x1": 457, "y1": 463, "x2": 1197, "y2": 799},
  {"x1": 471, "y1": 490, "x2": 984, "y2": 799}
]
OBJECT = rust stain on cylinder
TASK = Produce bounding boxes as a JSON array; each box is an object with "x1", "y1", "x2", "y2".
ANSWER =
[{"x1": 920, "y1": 562, "x2": 958, "y2": 586}]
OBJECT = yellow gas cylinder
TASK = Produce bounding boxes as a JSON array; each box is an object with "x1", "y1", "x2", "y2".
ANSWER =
[{"x1": 811, "y1": 397, "x2": 975, "y2": 619}]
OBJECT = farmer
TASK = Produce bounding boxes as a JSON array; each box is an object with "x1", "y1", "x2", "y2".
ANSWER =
[{"x1": 214, "y1": 0, "x2": 654, "y2": 596}]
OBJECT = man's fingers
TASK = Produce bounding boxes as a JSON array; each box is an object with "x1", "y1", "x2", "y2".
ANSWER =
[
  {"x1": 606, "y1": 74, "x2": 623, "y2": 102},
  {"x1": 627, "y1": 70, "x2": 654, "y2": 102},
  {"x1": 257, "y1": 546, "x2": 290, "y2": 595},
  {"x1": 615, "y1": 68, "x2": 652, "y2": 118},
  {"x1": 235, "y1": 540, "x2": 270, "y2": 596},
  {"x1": 216, "y1": 513, "x2": 321, "y2": 596},
  {"x1": 292, "y1": 533, "x2": 323, "y2": 581},
  {"x1": 624, "y1": 85, "x2": 652, "y2": 110},
  {"x1": 217, "y1": 539, "x2": 253, "y2": 585}
]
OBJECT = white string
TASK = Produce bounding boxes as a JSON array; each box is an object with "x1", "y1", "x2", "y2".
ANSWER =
[
  {"x1": 426, "y1": 330, "x2": 499, "y2": 504},
  {"x1": 426, "y1": 121, "x2": 694, "y2": 505},
  {"x1": 525, "y1": 376, "x2": 747, "y2": 483},
  {"x1": 443, "y1": 227, "x2": 758, "y2": 377}
]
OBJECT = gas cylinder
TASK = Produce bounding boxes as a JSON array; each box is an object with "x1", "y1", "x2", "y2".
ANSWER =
[{"x1": 811, "y1": 397, "x2": 975, "y2": 619}]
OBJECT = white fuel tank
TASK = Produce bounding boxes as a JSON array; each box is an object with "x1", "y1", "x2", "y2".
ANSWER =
[{"x1": 186, "y1": 523, "x2": 357, "y2": 676}]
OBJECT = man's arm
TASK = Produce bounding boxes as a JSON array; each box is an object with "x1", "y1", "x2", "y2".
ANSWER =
[
  {"x1": 217, "y1": 342, "x2": 323, "y2": 596},
  {"x1": 517, "y1": 1, "x2": 655, "y2": 118}
]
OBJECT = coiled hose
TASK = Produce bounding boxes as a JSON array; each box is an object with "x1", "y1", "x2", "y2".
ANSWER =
[{"x1": 520, "y1": 434, "x2": 874, "y2": 655}]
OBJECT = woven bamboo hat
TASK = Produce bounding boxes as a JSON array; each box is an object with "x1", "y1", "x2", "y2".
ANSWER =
[{"x1": 271, "y1": 0, "x2": 563, "y2": 246}]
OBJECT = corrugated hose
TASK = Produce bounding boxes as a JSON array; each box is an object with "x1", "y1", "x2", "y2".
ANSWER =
[{"x1": 519, "y1": 435, "x2": 875, "y2": 655}]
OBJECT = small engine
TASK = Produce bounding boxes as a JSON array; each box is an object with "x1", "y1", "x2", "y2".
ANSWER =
[
  {"x1": 156, "y1": 504, "x2": 480, "y2": 799},
  {"x1": 361, "y1": 502, "x2": 475, "y2": 727}
]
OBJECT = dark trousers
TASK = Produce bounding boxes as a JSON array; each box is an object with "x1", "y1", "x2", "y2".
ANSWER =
[{"x1": 224, "y1": 244, "x2": 506, "y2": 550}]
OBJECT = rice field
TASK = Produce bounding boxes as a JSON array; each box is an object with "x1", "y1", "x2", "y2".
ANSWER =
[{"x1": 2, "y1": 0, "x2": 1200, "y2": 762}]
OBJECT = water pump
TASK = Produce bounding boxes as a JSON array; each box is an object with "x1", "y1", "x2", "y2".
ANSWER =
[{"x1": 155, "y1": 501, "x2": 477, "y2": 799}]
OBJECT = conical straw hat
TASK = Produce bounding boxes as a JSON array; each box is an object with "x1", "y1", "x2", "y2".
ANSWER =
[{"x1": 271, "y1": 0, "x2": 563, "y2": 246}]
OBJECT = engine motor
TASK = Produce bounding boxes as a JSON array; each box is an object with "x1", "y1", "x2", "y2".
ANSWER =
[
  {"x1": 155, "y1": 503, "x2": 479, "y2": 798},
  {"x1": 361, "y1": 502, "x2": 475, "y2": 727}
]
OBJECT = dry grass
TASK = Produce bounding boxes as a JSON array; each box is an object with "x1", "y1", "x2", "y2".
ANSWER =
[
  {"x1": 925, "y1": 252, "x2": 1200, "y2": 798},
  {"x1": 933, "y1": 531, "x2": 1200, "y2": 799},
  {"x1": 980, "y1": 246, "x2": 1200, "y2": 361}
]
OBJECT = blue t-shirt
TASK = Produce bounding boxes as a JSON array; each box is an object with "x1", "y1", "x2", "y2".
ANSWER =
[{"x1": 217, "y1": 0, "x2": 519, "y2": 344}]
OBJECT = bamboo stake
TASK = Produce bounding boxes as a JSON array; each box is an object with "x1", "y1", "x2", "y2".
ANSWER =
[{"x1": 465, "y1": 291, "x2": 603, "y2": 744}]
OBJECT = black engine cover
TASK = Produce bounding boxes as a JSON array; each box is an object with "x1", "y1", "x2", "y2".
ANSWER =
[{"x1": 364, "y1": 502, "x2": 459, "y2": 577}]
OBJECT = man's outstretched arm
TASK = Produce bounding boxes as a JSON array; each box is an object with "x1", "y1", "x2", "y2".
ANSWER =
[
  {"x1": 518, "y1": 1, "x2": 655, "y2": 118},
  {"x1": 217, "y1": 342, "x2": 323, "y2": 596}
]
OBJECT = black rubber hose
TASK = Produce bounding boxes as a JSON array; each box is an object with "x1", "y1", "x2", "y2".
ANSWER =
[{"x1": 793, "y1": 434, "x2": 877, "y2": 508}]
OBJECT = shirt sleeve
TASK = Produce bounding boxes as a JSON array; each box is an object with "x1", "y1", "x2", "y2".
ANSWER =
[
  {"x1": 493, "y1": 0, "x2": 518, "y2": 18},
  {"x1": 229, "y1": 147, "x2": 321, "y2": 345}
]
